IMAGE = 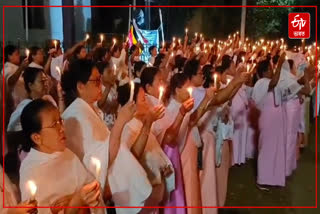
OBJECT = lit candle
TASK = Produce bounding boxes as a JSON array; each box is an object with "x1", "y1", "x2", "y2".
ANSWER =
[
  {"x1": 113, "y1": 38, "x2": 117, "y2": 46},
  {"x1": 228, "y1": 35, "x2": 231, "y2": 39},
  {"x1": 263, "y1": 46, "x2": 266, "y2": 52},
  {"x1": 246, "y1": 37, "x2": 248, "y2": 42},
  {"x1": 85, "y1": 34, "x2": 90, "y2": 41},
  {"x1": 260, "y1": 39, "x2": 264, "y2": 44},
  {"x1": 187, "y1": 87, "x2": 193, "y2": 98},
  {"x1": 171, "y1": 52, "x2": 174, "y2": 57},
  {"x1": 126, "y1": 37, "x2": 129, "y2": 43},
  {"x1": 195, "y1": 46, "x2": 200, "y2": 53},
  {"x1": 247, "y1": 64, "x2": 250, "y2": 73},
  {"x1": 100, "y1": 34, "x2": 104, "y2": 43},
  {"x1": 209, "y1": 43, "x2": 213, "y2": 48},
  {"x1": 200, "y1": 34, "x2": 203, "y2": 38},
  {"x1": 213, "y1": 39, "x2": 216, "y2": 43},
  {"x1": 195, "y1": 32, "x2": 198, "y2": 37},
  {"x1": 178, "y1": 39, "x2": 181, "y2": 45},
  {"x1": 236, "y1": 31, "x2": 239, "y2": 35},
  {"x1": 113, "y1": 64, "x2": 117, "y2": 75},
  {"x1": 239, "y1": 41, "x2": 242, "y2": 46},
  {"x1": 173, "y1": 37, "x2": 176, "y2": 42},
  {"x1": 204, "y1": 43, "x2": 207, "y2": 49},
  {"x1": 307, "y1": 56, "x2": 310, "y2": 62},
  {"x1": 311, "y1": 55, "x2": 314, "y2": 62},
  {"x1": 56, "y1": 66, "x2": 61, "y2": 77},
  {"x1": 185, "y1": 28, "x2": 188, "y2": 35},
  {"x1": 233, "y1": 33, "x2": 236, "y2": 38},
  {"x1": 54, "y1": 40, "x2": 57, "y2": 49},
  {"x1": 91, "y1": 157, "x2": 101, "y2": 180},
  {"x1": 27, "y1": 180, "x2": 37, "y2": 201},
  {"x1": 25, "y1": 49, "x2": 30, "y2": 58},
  {"x1": 129, "y1": 81, "x2": 135, "y2": 102},
  {"x1": 250, "y1": 63, "x2": 256, "y2": 72},
  {"x1": 244, "y1": 47, "x2": 247, "y2": 52},
  {"x1": 213, "y1": 73, "x2": 218, "y2": 89},
  {"x1": 242, "y1": 56, "x2": 245, "y2": 63},
  {"x1": 253, "y1": 45, "x2": 256, "y2": 51},
  {"x1": 158, "y1": 86, "x2": 164, "y2": 104},
  {"x1": 162, "y1": 41, "x2": 165, "y2": 48},
  {"x1": 227, "y1": 78, "x2": 231, "y2": 85},
  {"x1": 281, "y1": 38, "x2": 284, "y2": 43},
  {"x1": 276, "y1": 40, "x2": 279, "y2": 45}
]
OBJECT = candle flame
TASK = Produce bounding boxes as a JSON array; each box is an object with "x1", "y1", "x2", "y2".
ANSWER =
[
  {"x1": 25, "y1": 49, "x2": 30, "y2": 57},
  {"x1": 113, "y1": 38, "x2": 117, "y2": 44},
  {"x1": 185, "y1": 28, "x2": 188, "y2": 34},
  {"x1": 27, "y1": 180, "x2": 37, "y2": 197},
  {"x1": 85, "y1": 34, "x2": 90, "y2": 41},
  {"x1": 100, "y1": 34, "x2": 104, "y2": 43},
  {"x1": 159, "y1": 86, "x2": 164, "y2": 104},
  {"x1": 56, "y1": 66, "x2": 61, "y2": 75},
  {"x1": 91, "y1": 157, "x2": 101, "y2": 179},
  {"x1": 187, "y1": 87, "x2": 193, "y2": 98}
]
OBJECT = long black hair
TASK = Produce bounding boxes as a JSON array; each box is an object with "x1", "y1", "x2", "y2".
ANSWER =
[
  {"x1": 117, "y1": 83, "x2": 141, "y2": 106},
  {"x1": 257, "y1": 59, "x2": 271, "y2": 78},
  {"x1": 216, "y1": 55, "x2": 232, "y2": 74},
  {"x1": 4, "y1": 45, "x2": 18, "y2": 62},
  {"x1": 183, "y1": 59, "x2": 200, "y2": 80},
  {"x1": 61, "y1": 59, "x2": 96, "y2": 107},
  {"x1": 140, "y1": 66, "x2": 160, "y2": 91},
  {"x1": 164, "y1": 73, "x2": 189, "y2": 103},
  {"x1": 20, "y1": 99, "x2": 56, "y2": 152},
  {"x1": 202, "y1": 64, "x2": 214, "y2": 88},
  {"x1": 28, "y1": 46, "x2": 41, "y2": 63},
  {"x1": 23, "y1": 67, "x2": 44, "y2": 93}
]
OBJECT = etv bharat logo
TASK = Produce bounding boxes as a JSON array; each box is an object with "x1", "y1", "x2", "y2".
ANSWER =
[{"x1": 288, "y1": 13, "x2": 310, "y2": 39}]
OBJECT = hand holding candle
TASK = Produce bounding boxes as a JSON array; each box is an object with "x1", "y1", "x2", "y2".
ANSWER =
[{"x1": 27, "y1": 180, "x2": 37, "y2": 201}]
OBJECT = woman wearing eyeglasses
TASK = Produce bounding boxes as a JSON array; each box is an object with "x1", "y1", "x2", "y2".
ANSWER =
[
  {"x1": 61, "y1": 59, "x2": 152, "y2": 214},
  {"x1": 19, "y1": 99, "x2": 105, "y2": 214}
]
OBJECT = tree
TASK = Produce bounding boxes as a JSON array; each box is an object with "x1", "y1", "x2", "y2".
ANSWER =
[{"x1": 247, "y1": 0, "x2": 296, "y2": 39}]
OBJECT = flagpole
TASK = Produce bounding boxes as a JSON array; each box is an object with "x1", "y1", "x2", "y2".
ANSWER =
[
  {"x1": 159, "y1": 9, "x2": 164, "y2": 44},
  {"x1": 25, "y1": 0, "x2": 29, "y2": 42},
  {"x1": 128, "y1": 4, "x2": 132, "y2": 33}
]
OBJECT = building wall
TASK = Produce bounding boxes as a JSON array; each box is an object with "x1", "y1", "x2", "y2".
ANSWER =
[{"x1": 0, "y1": 0, "x2": 91, "y2": 48}]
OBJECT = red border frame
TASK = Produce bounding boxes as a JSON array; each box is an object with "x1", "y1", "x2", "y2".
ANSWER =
[{"x1": 2, "y1": 4, "x2": 318, "y2": 209}]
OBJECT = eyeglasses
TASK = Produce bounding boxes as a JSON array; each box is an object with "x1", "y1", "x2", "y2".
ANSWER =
[
  {"x1": 42, "y1": 118, "x2": 64, "y2": 130},
  {"x1": 88, "y1": 76, "x2": 102, "y2": 86}
]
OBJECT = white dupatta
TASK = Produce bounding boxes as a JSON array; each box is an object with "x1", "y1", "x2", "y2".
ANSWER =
[
  {"x1": 63, "y1": 98, "x2": 152, "y2": 214},
  {"x1": 20, "y1": 148, "x2": 106, "y2": 214},
  {"x1": 121, "y1": 117, "x2": 175, "y2": 193}
]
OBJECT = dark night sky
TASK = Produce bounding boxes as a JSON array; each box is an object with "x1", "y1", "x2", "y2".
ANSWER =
[{"x1": 90, "y1": 0, "x2": 319, "y2": 44}]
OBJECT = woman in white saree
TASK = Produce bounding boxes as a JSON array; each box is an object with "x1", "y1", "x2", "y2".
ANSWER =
[
  {"x1": 19, "y1": 99, "x2": 105, "y2": 214},
  {"x1": 61, "y1": 60, "x2": 152, "y2": 214}
]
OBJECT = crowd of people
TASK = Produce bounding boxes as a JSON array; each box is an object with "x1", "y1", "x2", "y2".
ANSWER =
[{"x1": 0, "y1": 29, "x2": 318, "y2": 214}]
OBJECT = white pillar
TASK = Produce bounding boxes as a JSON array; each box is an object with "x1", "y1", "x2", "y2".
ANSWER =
[{"x1": 240, "y1": 0, "x2": 247, "y2": 42}]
